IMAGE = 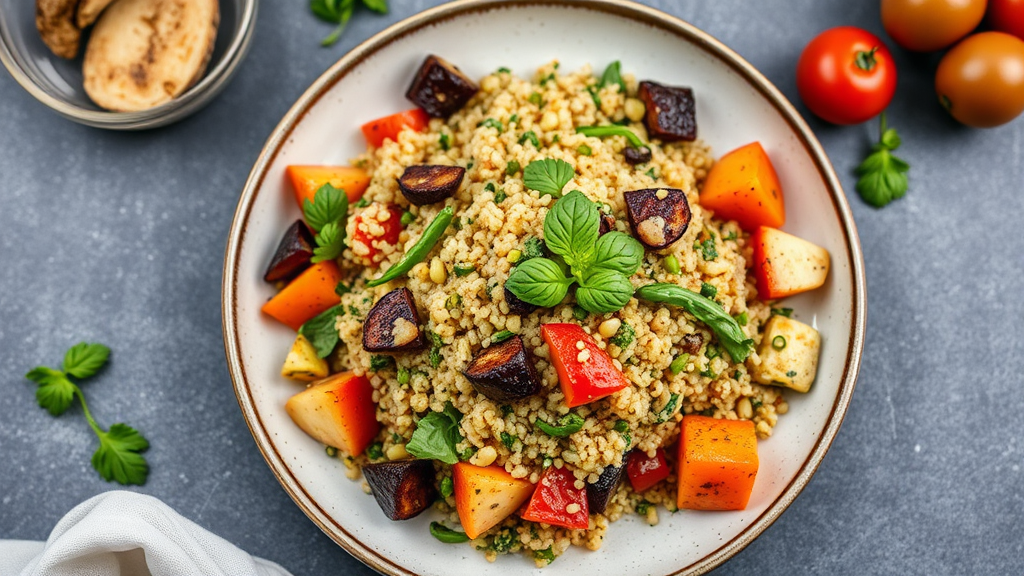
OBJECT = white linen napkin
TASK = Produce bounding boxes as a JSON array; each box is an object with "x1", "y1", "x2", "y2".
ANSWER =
[{"x1": 0, "y1": 491, "x2": 292, "y2": 576}]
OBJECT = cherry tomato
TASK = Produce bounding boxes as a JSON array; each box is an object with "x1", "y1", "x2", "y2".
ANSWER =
[
  {"x1": 935, "y1": 32, "x2": 1024, "y2": 127},
  {"x1": 987, "y1": 0, "x2": 1024, "y2": 41},
  {"x1": 796, "y1": 27, "x2": 898, "y2": 125},
  {"x1": 882, "y1": 0, "x2": 987, "y2": 52}
]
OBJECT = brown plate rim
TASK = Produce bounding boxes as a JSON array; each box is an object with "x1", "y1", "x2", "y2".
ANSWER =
[{"x1": 222, "y1": 1, "x2": 867, "y2": 574}]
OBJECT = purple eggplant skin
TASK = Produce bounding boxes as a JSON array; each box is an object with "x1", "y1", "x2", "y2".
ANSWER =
[
  {"x1": 398, "y1": 165, "x2": 466, "y2": 206},
  {"x1": 363, "y1": 288, "x2": 427, "y2": 353},
  {"x1": 503, "y1": 286, "x2": 538, "y2": 316},
  {"x1": 623, "y1": 146, "x2": 652, "y2": 166},
  {"x1": 406, "y1": 55, "x2": 479, "y2": 119},
  {"x1": 263, "y1": 220, "x2": 315, "y2": 283},
  {"x1": 587, "y1": 463, "x2": 626, "y2": 514},
  {"x1": 623, "y1": 188, "x2": 692, "y2": 250},
  {"x1": 362, "y1": 460, "x2": 438, "y2": 521},
  {"x1": 598, "y1": 213, "x2": 616, "y2": 236},
  {"x1": 463, "y1": 335, "x2": 542, "y2": 402},
  {"x1": 637, "y1": 81, "x2": 697, "y2": 142}
]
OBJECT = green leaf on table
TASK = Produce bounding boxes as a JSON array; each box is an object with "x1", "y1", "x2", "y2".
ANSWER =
[
  {"x1": 92, "y1": 423, "x2": 149, "y2": 486},
  {"x1": 361, "y1": 0, "x2": 388, "y2": 14},
  {"x1": 856, "y1": 114, "x2": 909, "y2": 208},
  {"x1": 62, "y1": 343, "x2": 110, "y2": 379},
  {"x1": 27, "y1": 367, "x2": 76, "y2": 416}
]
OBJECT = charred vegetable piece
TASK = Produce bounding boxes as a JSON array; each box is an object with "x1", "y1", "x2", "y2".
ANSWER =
[
  {"x1": 406, "y1": 55, "x2": 479, "y2": 119},
  {"x1": 462, "y1": 335, "x2": 542, "y2": 401},
  {"x1": 624, "y1": 188, "x2": 692, "y2": 250},
  {"x1": 503, "y1": 286, "x2": 538, "y2": 316},
  {"x1": 638, "y1": 81, "x2": 697, "y2": 142},
  {"x1": 680, "y1": 332, "x2": 704, "y2": 356},
  {"x1": 363, "y1": 288, "x2": 427, "y2": 353},
  {"x1": 362, "y1": 460, "x2": 438, "y2": 520},
  {"x1": 598, "y1": 213, "x2": 616, "y2": 236},
  {"x1": 398, "y1": 165, "x2": 466, "y2": 206},
  {"x1": 586, "y1": 463, "x2": 625, "y2": 514},
  {"x1": 623, "y1": 146, "x2": 653, "y2": 166},
  {"x1": 263, "y1": 220, "x2": 315, "y2": 282}
]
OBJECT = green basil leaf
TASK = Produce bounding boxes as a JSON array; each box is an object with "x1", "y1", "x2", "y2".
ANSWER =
[
  {"x1": 298, "y1": 305, "x2": 344, "y2": 358},
  {"x1": 575, "y1": 270, "x2": 634, "y2": 313},
  {"x1": 406, "y1": 402, "x2": 463, "y2": 465},
  {"x1": 303, "y1": 183, "x2": 348, "y2": 233},
  {"x1": 505, "y1": 258, "x2": 572, "y2": 308},
  {"x1": 543, "y1": 190, "x2": 598, "y2": 269},
  {"x1": 523, "y1": 159, "x2": 574, "y2": 197},
  {"x1": 635, "y1": 283, "x2": 754, "y2": 362},
  {"x1": 591, "y1": 231, "x2": 643, "y2": 276},
  {"x1": 311, "y1": 221, "x2": 344, "y2": 263}
]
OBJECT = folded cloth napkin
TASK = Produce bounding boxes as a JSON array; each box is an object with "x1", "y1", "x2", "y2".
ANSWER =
[{"x1": 0, "y1": 491, "x2": 292, "y2": 576}]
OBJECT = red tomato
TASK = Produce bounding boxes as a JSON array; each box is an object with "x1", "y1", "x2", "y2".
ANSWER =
[
  {"x1": 988, "y1": 0, "x2": 1024, "y2": 41},
  {"x1": 360, "y1": 108, "x2": 430, "y2": 147},
  {"x1": 350, "y1": 204, "x2": 404, "y2": 266},
  {"x1": 796, "y1": 27, "x2": 898, "y2": 125},
  {"x1": 626, "y1": 449, "x2": 671, "y2": 493},
  {"x1": 520, "y1": 466, "x2": 589, "y2": 530},
  {"x1": 541, "y1": 323, "x2": 629, "y2": 408}
]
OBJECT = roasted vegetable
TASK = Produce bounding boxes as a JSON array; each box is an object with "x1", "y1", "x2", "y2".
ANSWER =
[
  {"x1": 680, "y1": 332, "x2": 704, "y2": 356},
  {"x1": 263, "y1": 220, "x2": 315, "y2": 283},
  {"x1": 406, "y1": 54, "x2": 479, "y2": 119},
  {"x1": 637, "y1": 81, "x2": 697, "y2": 142},
  {"x1": 700, "y1": 142, "x2": 785, "y2": 230},
  {"x1": 626, "y1": 449, "x2": 671, "y2": 493},
  {"x1": 261, "y1": 261, "x2": 344, "y2": 331},
  {"x1": 281, "y1": 334, "x2": 329, "y2": 381},
  {"x1": 751, "y1": 226, "x2": 830, "y2": 299},
  {"x1": 362, "y1": 460, "x2": 438, "y2": 520},
  {"x1": 677, "y1": 415, "x2": 759, "y2": 511},
  {"x1": 623, "y1": 188, "x2": 692, "y2": 250},
  {"x1": 453, "y1": 462, "x2": 535, "y2": 539},
  {"x1": 598, "y1": 213, "x2": 616, "y2": 236},
  {"x1": 623, "y1": 146, "x2": 652, "y2": 165},
  {"x1": 586, "y1": 463, "x2": 625, "y2": 514},
  {"x1": 361, "y1": 108, "x2": 431, "y2": 148},
  {"x1": 284, "y1": 371, "x2": 379, "y2": 456},
  {"x1": 521, "y1": 465, "x2": 589, "y2": 530},
  {"x1": 398, "y1": 165, "x2": 466, "y2": 206},
  {"x1": 462, "y1": 335, "x2": 542, "y2": 402},
  {"x1": 363, "y1": 288, "x2": 427, "y2": 353},
  {"x1": 503, "y1": 286, "x2": 538, "y2": 316},
  {"x1": 750, "y1": 315, "x2": 821, "y2": 393},
  {"x1": 542, "y1": 323, "x2": 629, "y2": 408}
]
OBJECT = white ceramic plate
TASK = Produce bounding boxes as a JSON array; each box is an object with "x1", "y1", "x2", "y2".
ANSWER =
[{"x1": 223, "y1": 1, "x2": 866, "y2": 574}]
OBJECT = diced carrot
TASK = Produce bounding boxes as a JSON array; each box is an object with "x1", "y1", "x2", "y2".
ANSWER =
[
  {"x1": 360, "y1": 108, "x2": 431, "y2": 148},
  {"x1": 285, "y1": 371, "x2": 379, "y2": 456},
  {"x1": 261, "y1": 260, "x2": 343, "y2": 331},
  {"x1": 286, "y1": 165, "x2": 370, "y2": 208},
  {"x1": 452, "y1": 462, "x2": 535, "y2": 539},
  {"x1": 677, "y1": 415, "x2": 759, "y2": 511},
  {"x1": 699, "y1": 142, "x2": 785, "y2": 231}
]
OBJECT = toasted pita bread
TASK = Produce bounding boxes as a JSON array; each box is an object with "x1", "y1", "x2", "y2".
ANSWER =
[
  {"x1": 36, "y1": 0, "x2": 81, "y2": 59},
  {"x1": 83, "y1": 0, "x2": 219, "y2": 112},
  {"x1": 76, "y1": 0, "x2": 119, "y2": 28}
]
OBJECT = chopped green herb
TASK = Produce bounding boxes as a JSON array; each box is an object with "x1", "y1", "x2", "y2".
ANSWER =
[
  {"x1": 509, "y1": 114, "x2": 520, "y2": 125},
  {"x1": 500, "y1": 405, "x2": 514, "y2": 416},
  {"x1": 325, "y1": 446, "x2": 337, "y2": 458},
  {"x1": 700, "y1": 368, "x2": 716, "y2": 378},
  {"x1": 577, "y1": 144, "x2": 592, "y2": 156},
  {"x1": 494, "y1": 189, "x2": 507, "y2": 203},
  {"x1": 491, "y1": 528, "x2": 517, "y2": 553},
  {"x1": 535, "y1": 412, "x2": 585, "y2": 437},
  {"x1": 366, "y1": 442, "x2": 384, "y2": 460},
  {"x1": 751, "y1": 398, "x2": 763, "y2": 411},
  {"x1": 497, "y1": 66, "x2": 511, "y2": 74},
  {"x1": 491, "y1": 330, "x2": 515, "y2": 344},
  {"x1": 706, "y1": 344, "x2": 721, "y2": 360},
  {"x1": 518, "y1": 131, "x2": 540, "y2": 148},
  {"x1": 506, "y1": 160, "x2": 521, "y2": 176},
  {"x1": 669, "y1": 353, "x2": 690, "y2": 375},
  {"x1": 645, "y1": 167, "x2": 657, "y2": 179},
  {"x1": 334, "y1": 281, "x2": 351, "y2": 296},
  {"x1": 453, "y1": 264, "x2": 476, "y2": 277},
  {"x1": 542, "y1": 455, "x2": 554, "y2": 469},
  {"x1": 428, "y1": 332, "x2": 445, "y2": 368},
  {"x1": 610, "y1": 321, "x2": 635, "y2": 348},
  {"x1": 348, "y1": 305, "x2": 361, "y2": 317},
  {"x1": 440, "y1": 476, "x2": 454, "y2": 498},
  {"x1": 478, "y1": 118, "x2": 504, "y2": 133},
  {"x1": 786, "y1": 370, "x2": 798, "y2": 378},
  {"x1": 771, "y1": 307, "x2": 793, "y2": 318},
  {"x1": 521, "y1": 236, "x2": 546, "y2": 262},
  {"x1": 735, "y1": 311, "x2": 749, "y2": 326},
  {"x1": 586, "y1": 85, "x2": 602, "y2": 108},
  {"x1": 572, "y1": 304, "x2": 588, "y2": 321},
  {"x1": 700, "y1": 407, "x2": 716, "y2": 416},
  {"x1": 534, "y1": 547, "x2": 556, "y2": 565},
  {"x1": 522, "y1": 158, "x2": 574, "y2": 197},
  {"x1": 407, "y1": 402, "x2": 463, "y2": 464},
  {"x1": 700, "y1": 282, "x2": 718, "y2": 299},
  {"x1": 772, "y1": 335, "x2": 787, "y2": 350},
  {"x1": 698, "y1": 237, "x2": 718, "y2": 261},
  {"x1": 540, "y1": 72, "x2": 556, "y2": 84},
  {"x1": 635, "y1": 500, "x2": 652, "y2": 515},
  {"x1": 430, "y1": 522, "x2": 470, "y2": 544},
  {"x1": 500, "y1": 432, "x2": 517, "y2": 449},
  {"x1": 598, "y1": 60, "x2": 627, "y2": 94},
  {"x1": 663, "y1": 254, "x2": 681, "y2": 275},
  {"x1": 723, "y1": 231, "x2": 738, "y2": 241},
  {"x1": 354, "y1": 197, "x2": 370, "y2": 208},
  {"x1": 298, "y1": 305, "x2": 343, "y2": 358},
  {"x1": 400, "y1": 210, "x2": 415, "y2": 226},
  {"x1": 528, "y1": 92, "x2": 543, "y2": 106},
  {"x1": 445, "y1": 293, "x2": 462, "y2": 310},
  {"x1": 439, "y1": 133, "x2": 451, "y2": 151},
  {"x1": 655, "y1": 393, "x2": 680, "y2": 423},
  {"x1": 397, "y1": 366, "x2": 411, "y2": 386},
  {"x1": 369, "y1": 355, "x2": 394, "y2": 372}
]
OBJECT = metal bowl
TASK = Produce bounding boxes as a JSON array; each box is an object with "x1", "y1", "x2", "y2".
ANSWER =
[{"x1": 0, "y1": 0, "x2": 257, "y2": 130}]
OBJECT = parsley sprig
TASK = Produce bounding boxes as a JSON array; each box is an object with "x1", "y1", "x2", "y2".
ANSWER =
[
  {"x1": 25, "y1": 343, "x2": 149, "y2": 485},
  {"x1": 310, "y1": 0, "x2": 388, "y2": 47},
  {"x1": 856, "y1": 112, "x2": 909, "y2": 208},
  {"x1": 506, "y1": 190, "x2": 643, "y2": 313},
  {"x1": 303, "y1": 183, "x2": 349, "y2": 263}
]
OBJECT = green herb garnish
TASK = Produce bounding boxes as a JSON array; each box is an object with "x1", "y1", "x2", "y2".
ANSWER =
[
  {"x1": 528, "y1": 92, "x2": 543, "y2": 106},
  {"x1": 478, "y1": 118, "x2": 504, "y2": 133},
  {"x1": 439, "y1": 133, "x2": 451, "y2": 151},
  {"x1": 397, "y1": 366, "x2": 411, "y2": 386},
  {"x1": 400, "y1": 210, "x2": 415, "y2": 226},
  {"x1": 771, "y1": 307, "x2": 793, "y2": 318},
  {"x1": 572, "y1": 304, "x2": 588, "y2": 321},
  {"x1": 735, "y1": 311, "x2": 749, "y2": 326},
  {"x1": 303, "y1": 183, "x2": 349, "y2": 263},
  {"x1": 635, "y1": 500, "x2": 652, "y2": 515},
  {"x1": 535, "y1": 412, "x2": 585, "y2": 437},
  {"x1": 697, "y1": 237, "x2": 718, "y2": 261},
  {"x1": 366, "y1": 207, "x2": 454, "y2": 287},
  {"x1": 298, "y1": 304, "x2": 343, "y2": 358},
  {"x1": 453, "y1": 263, "x2": 476, "y2": 277},
  {"x1": 635, "y1": 283, "x2": 755, "y2": 362},
  {"x1": 856, "y1": 112, "x2": 909, "y2": 208},
  {"x1": 491, "y1": 330, "x2": 515, "y2": 344},
  {"x1": 500, "y1": 432, "x2": 517, "y2": 449},
  {"x1": 534, "y1": 547, "x2": 556, "y2": 565},
  {"x1": 366, "y1": 442, "x2": 384, "y2": 460},
  {"x1": 655, "y1": 393, "x2": 681, "y2": 423},
  {"x1": 325, "y1": 446, "x2": 338, "y2": 457},
  {"x1": 440, "y1": 476, "x2": 454, "y2": 498},
  {"x1": 669, "y1": 353, "x2": 690, "y2": 375},
  {"x1": 577, "y1": 144, "x2": 592, "y2": 156},
  {"x1": 522, "y1": 158, "x2": 575, "y2": 197},
  {"x1": 609, "y1": 321, "x2": 635, "y2": 348},
  {"x1": 407, "y1": 402, "x2": 463, "y2": 464},
  {"x1": 25, "y1": 343, "x2": 149, "y2": 485},
  {"x1": 370, "y1": 355, "x2": 394, "y2": 372},
  {"x1": 519, "y1": 131, "x2": 540, "y2": 148},
  {"x1": 598, "y1": 60, "x2": 627, "y2": 94},
  {"x1": 430, "y1": 522, "x2": 470, "y2": 544},
  {"x1": 576, "y1": 125, "x2": 644, "y2": 148}
]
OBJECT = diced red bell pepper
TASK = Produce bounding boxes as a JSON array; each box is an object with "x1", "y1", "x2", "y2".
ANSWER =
[
  {"x1": 541, "y1": 323, "x2": 629, "y2": 408},
  {"x1": 626, "y1": 449, "x2": 671, "y2": 493},
  {"x1": 520, "y1": 466, "x2": 589, "y2": 530},
  {"x1": 360, "y1": 108, "x2": 431, "y2": 148},
  {"x1": 350, "y1": 204, "x2": 404, "y2": 266}
]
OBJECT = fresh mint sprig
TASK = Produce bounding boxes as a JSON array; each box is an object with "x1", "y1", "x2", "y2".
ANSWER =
[
  {"x1": 25, "y1": 343, "x2": 150, "y2": 485},
  {"x1": 506, "y1": 190, "x2": 643, "y2": 313},
  {"x1": 303, "y1": 183, "x2": 349, "y2": 263}
]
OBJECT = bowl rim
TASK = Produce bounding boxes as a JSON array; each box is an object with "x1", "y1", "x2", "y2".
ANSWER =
[
  {"x1": 222, "y1": 1, "x2": 868, "y2": 574},
  {"x1": 0, "y1": 0, "x2": 259, "y2": 130}
]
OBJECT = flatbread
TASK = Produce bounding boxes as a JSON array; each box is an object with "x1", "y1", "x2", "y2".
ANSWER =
[
  {"x1": 36, "y1": 0, "x2": 81, "y2": 59},
  {"x1": 83, "y1": 0, "x2": 219, "y2": 112},
  {"x1": 76, "y1": 0, "x2": 120, "y2": 28}
]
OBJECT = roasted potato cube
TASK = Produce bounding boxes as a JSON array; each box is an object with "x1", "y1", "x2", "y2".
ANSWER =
[{"x1": 751, "y1": 315, "x2": 821, "y2": 393}]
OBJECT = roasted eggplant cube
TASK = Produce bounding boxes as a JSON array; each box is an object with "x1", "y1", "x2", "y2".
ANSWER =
[
  {"x1": 362, "y1": 460, "x2": 438, "y2": 520},
  {"x1": 598, "y1": 213, "x2": 616, "y2": 236},
  {"x1": 503, "y1": 286, "x2": 538, "y2": 316},
  {"x1": 586, "y1": 463, "x2": 625, "y2": 514},
  {"x1": 680, "y1": 332, "x2": 704, "y2": 356},
  {"x1": 462, "y1": 335, "x2": 542, "y2": 402},
  {"x1": 406, "y1": 55, "x2": 479, "y2": 119},
  {"x1": 623, "y1": 146, "x2": 652, "y2": 166},
  {"x1": 624, "y1": 188, "x2": 692, "y2": 250},
  {"x1": 363, "y1": 287, "x2": 427, "y2": 352},
  {"x1": 638, "y1": 81, "x2": 697, "y2": 142},
  {"x1": 398, "y1": 165, "x2": 466, "y2": 206},
  {"x1": 263, "y1": 220, "x2": 315, "y2": 282}
]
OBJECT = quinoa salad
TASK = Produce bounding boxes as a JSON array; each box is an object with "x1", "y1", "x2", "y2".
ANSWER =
[{"x1": 261, "y1": 56, "x2": 830, "y2": 566}]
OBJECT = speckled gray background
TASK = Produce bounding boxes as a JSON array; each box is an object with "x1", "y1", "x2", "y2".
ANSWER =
[{"x1": 2, "y1": 0, "x2": 1022, "y2": 574}]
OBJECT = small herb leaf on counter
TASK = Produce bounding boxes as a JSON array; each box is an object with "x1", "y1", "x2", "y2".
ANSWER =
[
  {"x1": 523, "y1": 158, "x2": 575, "y2": 197},
  {"x1": 311, "y1": 0, "x2": 388, "y2": 47},
  {"x1": 856, "y1": 113, "x2": 909, "y2": 208},
  {"x1": 407, "y1": 402, "x2": 464, "y2": 465}
]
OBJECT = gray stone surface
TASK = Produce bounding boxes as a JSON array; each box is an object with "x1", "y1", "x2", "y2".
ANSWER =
[{"x1": 1, "y1": 1, "x2": 1022, "y2": 574}]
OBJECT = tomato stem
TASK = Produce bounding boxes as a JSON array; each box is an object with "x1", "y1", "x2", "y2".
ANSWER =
[{"x1": 855, "y1": 47, "x2": 879, "y2": 71}]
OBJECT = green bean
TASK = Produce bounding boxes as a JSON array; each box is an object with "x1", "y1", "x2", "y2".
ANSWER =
[
  {"x1": 429, "y1": 522, "x2": 469, "y2": 544},
  {"x1": 576, "y1": 125, "x2": 645, "y2": 148},
  {"x1": 535, "y1": 413, "x2": 584, "y2": 437},
  {"x1": 635, "y1": 283, "x2": 754, "y2": 362},
  {"x1": 366, "y1": 206, "x2": 454, "y2": 287}
]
